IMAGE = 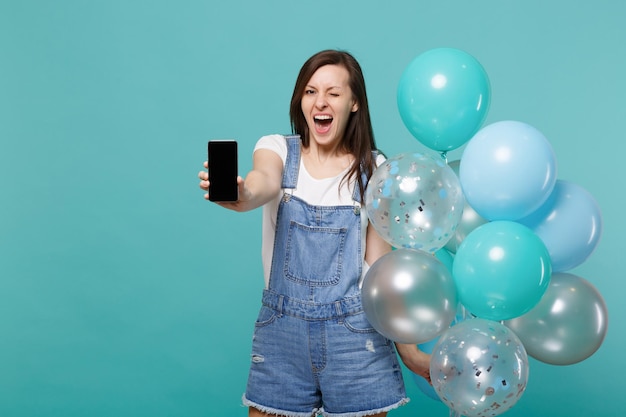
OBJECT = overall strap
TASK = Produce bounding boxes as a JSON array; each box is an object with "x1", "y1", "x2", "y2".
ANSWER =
[
  {"x1": 351, "y1": 150, "x2": 379, "y2": 203},
  {"x1": 280, "y1": 137, "x2": 378, "y2": 203},
  {"x1": 281, "y1": 134, "x2": 301, "y2": 189}
]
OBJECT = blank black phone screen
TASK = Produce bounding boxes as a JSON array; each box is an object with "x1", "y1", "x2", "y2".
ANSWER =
[{"x1": 208, "y1": 140, "x2": 238, "y2": 202}]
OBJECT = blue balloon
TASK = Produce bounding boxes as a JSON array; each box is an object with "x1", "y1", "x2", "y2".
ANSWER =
[
  {"x1": 453, "y1": 221, "x2": 552, "y2": 321},
  {"x1": 518, "y1": 180, "x2": 603, "y2": 272},
  {"x1": 459, "y1": 121, "x2": 557, "y2": 221},
  {"x1": 397, "y1": 48, "x2": 491, "y2": 152}
]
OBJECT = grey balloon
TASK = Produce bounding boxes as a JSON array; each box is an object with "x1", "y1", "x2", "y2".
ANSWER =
[
  {"x1": 444, "y1": 160, "x2": 488, "y2": 253},
  {"x1": 361, "y1": 248, "x2": 458, "y2": 344},
  {"x1": 505, "y1": 272, "x2": 608, "y2": 366}
]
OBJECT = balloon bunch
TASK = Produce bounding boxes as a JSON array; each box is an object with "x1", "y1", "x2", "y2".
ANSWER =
[{"x1": 362, "y1": 48, "x2": 608, "y2": 417}]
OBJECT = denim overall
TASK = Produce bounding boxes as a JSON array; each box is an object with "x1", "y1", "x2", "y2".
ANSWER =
[{"x1": 243, "y1": 135, "x2": 407, "y2": 417}]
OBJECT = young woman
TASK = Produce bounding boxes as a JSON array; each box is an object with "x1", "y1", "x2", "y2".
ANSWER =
[{"x1": 199, "y1": 50, "x2": 431, "y2": 417}]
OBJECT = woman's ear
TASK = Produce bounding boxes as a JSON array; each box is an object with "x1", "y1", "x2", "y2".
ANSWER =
[{"x1": 351, "y1": 100, "x2": 359, "y2": 113}]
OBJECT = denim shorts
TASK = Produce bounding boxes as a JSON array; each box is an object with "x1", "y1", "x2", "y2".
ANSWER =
[{"x1": 242, "y1": 305, "x2": 409, "y2": 417}]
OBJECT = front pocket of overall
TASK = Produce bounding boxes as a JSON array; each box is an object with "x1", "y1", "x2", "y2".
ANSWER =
[
  {"x1": 342, "y1": 312, "x2": 394, "y2": 350},
  {"x1": 254, "y1": 305, "x2": 278, "y2": 328},
  {"x1": 284, "y1": 221, "x2": 347, "y2": 286},
  {"x1": 342, "y1": 311, "x2": 380, "y2": 334}
]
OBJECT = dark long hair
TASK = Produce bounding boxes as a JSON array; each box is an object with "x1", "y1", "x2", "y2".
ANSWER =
[{"x1": 289, "y1": 50, "x2": 377, "y2": 203}]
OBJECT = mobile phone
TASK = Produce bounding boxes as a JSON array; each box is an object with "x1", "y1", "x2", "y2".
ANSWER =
[{"x1": 208, "y1": 140, "x2": 238, "y2": 202}]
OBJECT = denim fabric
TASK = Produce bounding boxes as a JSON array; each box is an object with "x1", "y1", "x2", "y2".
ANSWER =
[{"x1": 244, "y1": 135, "x2": 407, "y2": 417}]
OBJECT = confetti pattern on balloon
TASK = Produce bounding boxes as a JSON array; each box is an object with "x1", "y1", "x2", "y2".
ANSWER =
[
  {"x1": 430, "y1": 318, "x2": 529, "y2": 417},
  {"x1": 365, "y1": 152, "x2": 465, "y2": 252}
]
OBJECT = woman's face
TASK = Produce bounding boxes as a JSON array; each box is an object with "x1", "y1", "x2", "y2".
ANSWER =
[{"x1": 301, "y1": 64, "x2": 358, "y2": 149}]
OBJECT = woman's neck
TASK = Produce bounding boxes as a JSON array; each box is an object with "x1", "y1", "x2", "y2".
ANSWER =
[{"x1": 301, "y1": 144, "x2": 353, "y2": 180}]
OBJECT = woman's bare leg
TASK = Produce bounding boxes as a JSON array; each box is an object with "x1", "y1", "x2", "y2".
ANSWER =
[
  {"x1": 249, "y1": 407, "x2": 387, "y2": 417},
  {"x1": 248, "y1": 407, "x2": 296, "y2": 417}
]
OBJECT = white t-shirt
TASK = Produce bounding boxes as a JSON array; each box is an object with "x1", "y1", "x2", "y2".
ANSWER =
[{"x1": 254, "y1": 134, "x2": 384, "y2": 289}]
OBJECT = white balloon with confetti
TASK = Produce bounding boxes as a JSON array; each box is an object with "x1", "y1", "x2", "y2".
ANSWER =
[
  {"x1": 365, "y1": 152, "x2": 464, "y2": 252},
  {"x1": 430, "y1": 318, "x2": 529, "y2": 417}
]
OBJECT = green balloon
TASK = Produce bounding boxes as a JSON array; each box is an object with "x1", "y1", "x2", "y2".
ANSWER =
[
  {"x1": 453, "y1": 221, "x2": 551, "y2": 321},
  {"x1": 397, "y1": 48, "x2": 491, "y2": 152}
]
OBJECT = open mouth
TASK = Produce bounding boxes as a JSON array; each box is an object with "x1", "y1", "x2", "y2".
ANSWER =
[{"x1": 314, "y1": 115, "x2": 333, "y2": 133}]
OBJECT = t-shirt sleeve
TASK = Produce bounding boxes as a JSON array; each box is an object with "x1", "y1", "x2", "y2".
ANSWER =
[
  {"x1": 375, "y1": 152, "x2": 386, "y2": 167},
  {"x1": 254, "y1": 134, "x2": 288, "y2": 166}
]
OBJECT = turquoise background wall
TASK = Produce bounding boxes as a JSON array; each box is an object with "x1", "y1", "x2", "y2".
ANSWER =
[{"x1": 1, "y1": 1, "x2": 623, "y2": 416}]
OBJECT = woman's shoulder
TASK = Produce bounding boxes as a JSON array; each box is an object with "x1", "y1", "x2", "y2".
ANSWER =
[
  {"x1": 255, "y1": 133, "x2": 286, "y2": 148},
  {"x1": 375, "y1": 152, "x2": 386, "y2": 167},
  {"x1": 254, "y1": 134, "x2": 289, "y2": 163}
]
